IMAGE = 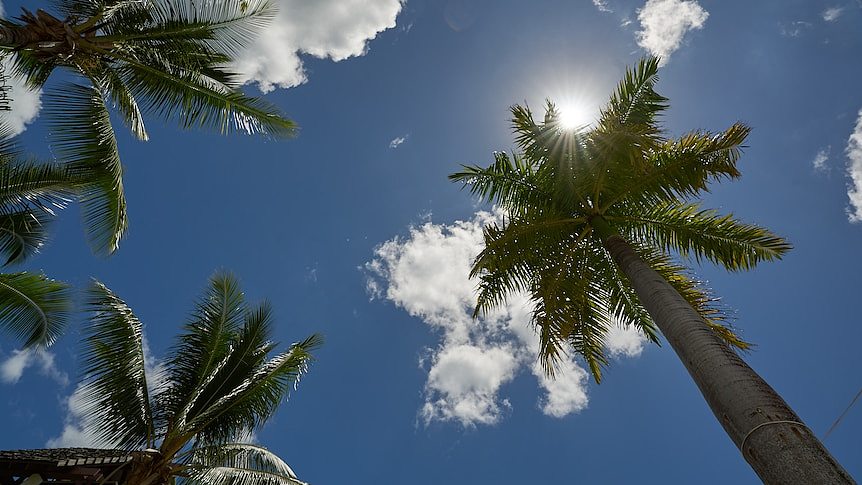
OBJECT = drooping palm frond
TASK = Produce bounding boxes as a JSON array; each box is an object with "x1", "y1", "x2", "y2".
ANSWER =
[
  {"x1": 80, "y1": 281, "x2": 155, "y2": 449},
  {"x1": 0, "y1": 208, "x2": 53, "y2": 266},
  {"x1": 450, "y1": 152, "x2": 553, "y2": 217},
  {"x1": 0, "y1": 272, "x2": 70, "y2": 347},
  {"x1": 612, "y1": 200, "x2": 792, "y2": 271},
  {"x1": 183, "y1": 443, "x2": 307, "y2": 485},
  {"x1": 45, "y1": 83, "x2": 127, "y2": 255}
]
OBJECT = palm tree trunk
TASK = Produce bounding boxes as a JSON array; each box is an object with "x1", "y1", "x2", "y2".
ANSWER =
[{"x1": 592, "y1": 217, "x2": 854, "y2": 484}]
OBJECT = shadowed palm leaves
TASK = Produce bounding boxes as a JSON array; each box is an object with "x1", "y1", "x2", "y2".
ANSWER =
[
  {"x1": 451, "y1": 57, "x2": 789, "y2": 381},
  {"x1": 0, "y1": 122, "x2": 73, "y2": 347},
  {"x1": 0, "y1": 0, "x2": 295, "y2": 254},
  {"x1": 79, "y1": 272, "x2": 319, "y2": 485},
  {"x1": 451, "y1": 57, "x2": 853, "y2": 483}
]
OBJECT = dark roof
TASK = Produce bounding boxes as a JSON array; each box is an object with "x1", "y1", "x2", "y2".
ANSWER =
[{"x1": 0, "y1": 448, "x2": 132, "y2": 467}]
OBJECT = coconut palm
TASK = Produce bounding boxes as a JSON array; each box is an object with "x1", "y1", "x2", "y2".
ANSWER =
[
  {"x1": 78, "y1": 271, "x2": 319, "y2": 485},
  {"x1": 0, "y1": 0, "x2": 295, "y2": 254},
  {"x1": 450, "y1": 57, "x2": 853, "y2": 483},
  {"x1": 0, "y1": 121, "x2": 73, "y2": 347}
]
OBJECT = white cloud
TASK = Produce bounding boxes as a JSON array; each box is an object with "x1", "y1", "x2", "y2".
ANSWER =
[
  {"x1": 822, "y1": 6, "x2": 844, "y2": 22},
  {"x1": 1, "y1": 349, "x2": 68, "y2": 386},
  {"x1": 389, "y1": 135, "x2": 408, "y2": 149},
  {"x1": 635, "y1": 0, "x2": 708, "y2": 63},
  {"x1": 606, "y1": 325, "x2": 646, "y2": 358},
  {"x1": 593, "y1": 0, "x2": 612, "y2": 13},
  {"x1": 813, "y1": 146, "x2": 830, "y2": 172},
  {"x1": 365, "y1": 211, "x2": 644, "y2": 426},
  {"x1": 0, "y1": 57, "x2": 42, "y2": 135},
  {"x1": 845, "y1": 109, "x2": 862, "y2": 223},
  {"x1": 234, "y1": 0, "x2": 404, "y2": 92}
]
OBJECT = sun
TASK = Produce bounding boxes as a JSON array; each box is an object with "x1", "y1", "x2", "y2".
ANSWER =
[{"x1": 557, "y1": 102, "x2": 594, "y2": 130}]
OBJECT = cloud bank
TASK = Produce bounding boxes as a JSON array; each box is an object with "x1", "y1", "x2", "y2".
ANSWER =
[
  {"x1": 635, "y1": 0, "x2": 708, "y2": 63},
  {"x1": 234, "y1": 0, "x2": 405, "y2": 92},
  {"x1": 846, "y1": 110, "x2": 862, "y2": 222},
  {"x1": 364, "y1": 211, "x2": 645, "y2": 426}
]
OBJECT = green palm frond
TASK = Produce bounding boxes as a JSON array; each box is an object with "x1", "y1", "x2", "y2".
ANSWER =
[
  {"x1": 80, "y1": 281, "x2": 155, "y2": 449},
  {"x1": 0, "y1": 272, "x2": 70, "y2": 347},
  {"x1": 601, "y1": 123, "x2": 750, "y2": 210},
  {"x1": 103, "y1": 0, "x2": 276, "y2": 56},
  {"x1": 183, "y1": 443, "x2": 307, "y2": 485},
  {"x1": 183, "y1": 332, "x2": 322, "y2": 443},
  {"x1": 0, "y1": 208, "x2": 53, "y2": 266},
  {"x1": 91, "y1": 66, "x2": 150, "y2": 141},
  {"x1": 596, "y1": 56, "x2": 667, "y2": 132},
  {"x1": 612, "y1": 200, "x2": 791, "y2": 271},
  {"x1": 450, "y1": 152, "x2": 552, "y2": 216},
  {"x1": 159, "y1": 272, "x2": 247, "y2": 427},
  {"x1": 45, "y1": 83, "x2": 127, "y2": 255}
]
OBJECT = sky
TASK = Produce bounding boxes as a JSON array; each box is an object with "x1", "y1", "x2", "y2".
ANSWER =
[{"x1": 1, "y1": 0, "x2": 861, "y2": 483}]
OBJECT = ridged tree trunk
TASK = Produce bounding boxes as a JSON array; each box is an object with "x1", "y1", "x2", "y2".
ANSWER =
[{"x1": 592, "y1": 218, "x2": 854, "y2": 484}]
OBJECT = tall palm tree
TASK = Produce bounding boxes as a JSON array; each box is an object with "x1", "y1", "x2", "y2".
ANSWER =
[
  {"x1": 450, "y1": 57, "x2": 853, "y2": 483},
  {"x1": 0, "y1": 121, "x2": 73, "y2": 347},
  {"x1": 0, "y1": 0, "x2": 295, "y2": 254},
  {"x1": 78, "y1": 272, "x2": 320, "y2": 485}
]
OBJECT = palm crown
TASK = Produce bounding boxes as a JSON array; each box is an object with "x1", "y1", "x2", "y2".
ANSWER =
[
  {"x1": 450, "y1": 57, "x2": 791, "y2": 382},
  {"x1": 77, "y1": 272, "x2": 320, "y2": 485},
  {"x1": 1, "y1": 0, "x2": 295, "y2": 254}
]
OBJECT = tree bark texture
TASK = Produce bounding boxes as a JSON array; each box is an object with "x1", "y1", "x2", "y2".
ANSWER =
[{"x1": 600, "y1": 231, "x2": 854, "y2": 484}]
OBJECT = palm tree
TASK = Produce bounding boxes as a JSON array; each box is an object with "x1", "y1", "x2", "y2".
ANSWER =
[
  {"x1": 0, "y1": 121, "x2": 73, "y2": 347},
  {"x1": 77, "y1": 271, "x2": 320, "y2": 485},
  {"x1": 0, "y1": 0, "x2": 295, "y2": 254},
  {"x1": 450, "y1": 57, "x2": 853, "y2": 483}
]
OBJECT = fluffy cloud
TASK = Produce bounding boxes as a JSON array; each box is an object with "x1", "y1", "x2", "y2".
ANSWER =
[
  {"x1": 365, "y1": 211, "x2": 644, "y2": 426},
  {"x1": 635, "y1": 0, "x2": 708, "y2": 63},
  {"x1": 234, "y1": 0, "x2": 404, "y2": 92},
  {"x1": 822, "y1": 7, "x2": 844, "y2": 22},
  {"x1": 0, "y1": 349, "x2": 67, "y2": 385},
  {"x1": 846, "y1": 109, "x2": 862, "y2": 223}
]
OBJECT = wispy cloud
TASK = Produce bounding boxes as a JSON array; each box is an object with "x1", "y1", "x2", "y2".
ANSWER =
[
  {"x1": 1, "y1": 349, "x2": 68, "y2": 386},
  {"x1": 845, "y1": 109, "x2": 862, "y2": 222},
  {"x1": 234, "y1": 0, "x2": 405, "y2": 92},
  {"x1": 635, "y1": 0, "x2": 709, "y2": 63},
  {"x1": 813, "y1": 146, "x2": 831, "y2": 172},
  {"x1": 822, "y1": 6, "x2": 845, "y2": 22},
  {"x1": 364, "y1": 211, "x2": 644, "y2": 426},
  {"x1": 779, "y1": 20, "x2": 812, "y2": 38},
  {"x1": 389, "y1": 135, "x2": 408, "y2": 149},
  {"x1": 593, "y1": 0, "x2": 612, "y2": 13}
]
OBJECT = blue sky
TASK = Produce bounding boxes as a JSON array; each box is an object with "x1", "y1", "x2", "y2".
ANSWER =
[{"x1": 2, "y1": 0, "x2": 862, "y2": 483}]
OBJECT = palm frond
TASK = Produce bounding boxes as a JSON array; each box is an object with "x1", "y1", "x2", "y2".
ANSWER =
[
  {"x1": 0, "y1": 272, "x2": 70, "y2": 347},
  {"x1": 612, "y1": 200, "x2": 791, "y2": 271},
  {"x1": 183, "y1": 332, "x2": 322, "y2": 443},
  {"x1": 183, "y1": 443, "x2": 307, "y2": 485},
  {"x1": 596, "y1": 56, "x2": 667, "y2": 131},
  {"x1": 450, "y1": 152, "x2": 552, "y2": 216},
  {"x1": 45, "y1": 83, "x2": 127, "y2": 255},
  {"x1": 0, "y1": 208, "x2": 53, "y2": 266},
  {"x1": 160, "y1": 272, "x2": 248, "y2": 430},
  {"x1": 80, "y1": 281, "x2": 155, "y2": 449}
]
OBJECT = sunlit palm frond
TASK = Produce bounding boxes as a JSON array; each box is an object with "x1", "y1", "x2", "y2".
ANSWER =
[
  {"x1": 450, "y1": 152, "x2": 552, "y2": 216},
  {"x1": 110, "y1": 52, "x2": 294, "y2": 137},
  {"x1": 0, "y1": 272, "x2": 70, "y2": 347},
  {"x1": 183, "y1": 443, "x2": 307, "y2": 485},
  {"x1": 45, "y1": 83, "x2": 128, "y2": 255},
  {"x1": 90, "y1": 66, "x2": 149, "y2": 141},
  {"x1": 161, "y1": 272, "x2": 248, "y2": 428},
  {"x1": 596, "y1": 56, "x2": 667, "y2": 133},
  {"x1": 0, "y1": 208, "x2": 53, "y2": 266},
  {"x1": 183, "y1": 332, "x2": 322, "y2": 443},
  {"x1": 81, "y1": 281, "x2": 155, "y2": 449},
  {"x1": 602, "y1": 123, "x2": 750, "y2": 210},
  {"x1": 612, "y1": 200, "x2": 791, "y2": 271},
  {"x1": 105, "y1": 0, "x2": 275, "y2": 56}
]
